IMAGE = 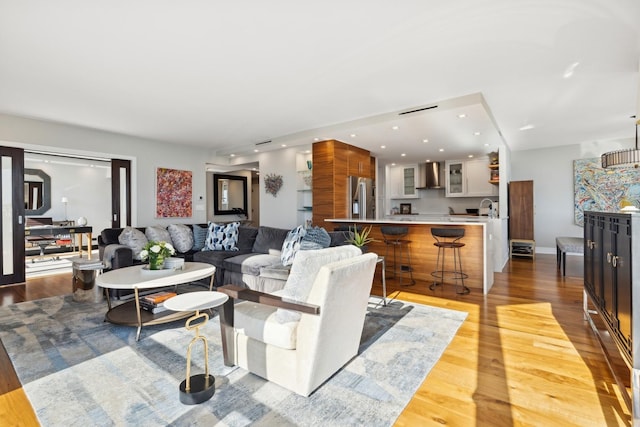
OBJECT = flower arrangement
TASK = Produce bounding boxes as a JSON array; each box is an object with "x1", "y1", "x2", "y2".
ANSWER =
[{"x1": 140, "y1": 240, "x2": 175, "y2": 270}]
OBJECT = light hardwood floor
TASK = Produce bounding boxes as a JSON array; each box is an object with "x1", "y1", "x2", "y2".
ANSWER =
[{"x1": 0, "y1": 254, "x2": 631, "y2": 426}]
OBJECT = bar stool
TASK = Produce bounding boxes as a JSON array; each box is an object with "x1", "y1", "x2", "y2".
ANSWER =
[
  {"x1": 381, "y1": 226, "x2": 415, "y2": 286},
  {"x1": 430, "y1": 227, "x2": 470, "y2": 295}
]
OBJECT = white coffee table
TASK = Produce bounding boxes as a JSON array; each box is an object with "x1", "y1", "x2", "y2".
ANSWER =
[
  {"x1": 96, "y1": 262, "x2": 216, "y2": 340},
  {"x1": 163, "y1": 291, "x2": 229, "y2": 404}
]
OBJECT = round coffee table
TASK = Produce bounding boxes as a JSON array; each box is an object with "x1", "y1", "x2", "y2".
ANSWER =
[{"x1": 163, "y1": 291, "x2": 229, "y2": 405}]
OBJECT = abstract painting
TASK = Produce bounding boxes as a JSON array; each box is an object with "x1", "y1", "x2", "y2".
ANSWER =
[
  {"x1": 573, "y1": 158, "x2": 640, "y2": 226},
  {"x1": 156, "y1": 167, "x2": 192, "y2": 218}
]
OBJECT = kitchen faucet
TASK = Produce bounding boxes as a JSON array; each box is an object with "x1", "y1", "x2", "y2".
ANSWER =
[{"x1": 479, "y1": 198, "x2": 495, "y2": 218}]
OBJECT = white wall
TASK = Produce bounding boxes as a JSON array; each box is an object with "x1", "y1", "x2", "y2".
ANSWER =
[{"x1": 510, "y1": 137, "x2": 634, "y2": 252}]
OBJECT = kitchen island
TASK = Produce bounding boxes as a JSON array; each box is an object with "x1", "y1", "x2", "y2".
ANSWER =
[{"x1": 326, "y1": 216, "x2": 495, "y2": 295}]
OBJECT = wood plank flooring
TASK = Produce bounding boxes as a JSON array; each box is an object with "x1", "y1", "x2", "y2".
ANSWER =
[{"x1": 0, "y1": 254, "x2": 631, "y2": 426}]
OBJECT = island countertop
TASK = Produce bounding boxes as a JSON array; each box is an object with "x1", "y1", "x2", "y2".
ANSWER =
[{"x1": 325, "y1": 218, "x2": 494, "y2": 295}]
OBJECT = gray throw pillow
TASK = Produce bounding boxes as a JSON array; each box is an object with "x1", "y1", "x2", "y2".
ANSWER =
[
  {"x1": 167, "y1": 224, "x2": 194, "y2": 253},
  {"x1": 118, "y1": 227, "x2": 148, "y2": 260},
  {"x1": 300, "y1": 226, "x2": 331, "y2": 250},
  {"x1": 145, "y1": 225, "x2": 173, "y2": 246}
]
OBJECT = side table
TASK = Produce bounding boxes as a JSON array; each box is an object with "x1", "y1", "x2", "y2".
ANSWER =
[{"x1": 163, "y1": 291, "x2": 229, "y2": 405}]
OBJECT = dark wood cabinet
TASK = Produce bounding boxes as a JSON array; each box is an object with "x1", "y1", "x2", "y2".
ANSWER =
[
  {"x1": 508, "y1": 180, "x2": 534, "y2": 240},
  {"x1": 583, "y1": 211, "x2": 638, "y2": 415}
]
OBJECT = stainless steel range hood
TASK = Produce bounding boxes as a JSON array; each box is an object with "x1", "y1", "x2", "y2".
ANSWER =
[{"x1": 416, "y1": 162, "x2": 443, "y2": 189}]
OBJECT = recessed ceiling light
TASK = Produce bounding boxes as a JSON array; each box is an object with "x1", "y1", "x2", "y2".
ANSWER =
[
  {"x1": 230, "y1": 154, "x2": 235, "y2": 157},
  {"x1": 314, "y1": 137, "x2": 320, "y2": 141},
  {"x1": 391, "y1": 162, "x2": 396, "y2": 166},
  {"x1": 563, "y1": 62, "x2": 580, "y2": 79},
  {"x1": 401, "y1": 153, "x2": 406, "y2": 157},
  {"x1": 468, "y1": 154, "x2": 474, "y2": 158},
  {"x1": 439, "y1": 148, "x2": 444, "y2": 152},
  {"x1": 484, "y1": 143, "x2": 489, "y2": 147},
  {"x1": 457, "y1": 114, "x2": 466, "y2": 119},
  {"x1": 253, "y1": 149, "x2": 259, "y2": 153},
  {"x1": 422, "y1": 139, "x2": 429, "y2": 143},
  {"x1": 350, "y1": 134, "x2": 357, "y2": 138},
  {"x1": 426, "y1": 159, "x2": 431, "y2": 162},
  {"x1": 281, "y1": 144, "x2": 287, "y2": 147},
  {"x1": 474, "y1": 131, "x2": 481, "y2": 136},
  {"x1": 519, "y1": 124, "x2": 535, "y2": 131},
  {"x1": 392, "y1": 126, "x2": 399, "y2": 130},
  {"x1": 305, "y1": 150, "x2": 311, "y2": 154},
  {"x1": 381, "y1": 145, "x2": 386, "y2": 149}
]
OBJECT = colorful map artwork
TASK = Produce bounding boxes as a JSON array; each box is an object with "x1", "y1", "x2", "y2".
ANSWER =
[{"x1": 574, "y1": 158, "x2": 640, "y2": 226}]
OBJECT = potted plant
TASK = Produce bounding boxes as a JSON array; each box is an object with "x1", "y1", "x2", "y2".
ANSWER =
[
  {"x1": 140, "y1": 240, "x2": 176, "y2": 270},
  {"x1": 346, "y1": 224, "x2": 377, "y2": 251}
]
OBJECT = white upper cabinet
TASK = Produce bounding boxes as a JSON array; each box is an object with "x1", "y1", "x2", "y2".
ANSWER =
[
  {"x1": 387, "y1": 164, "x2": 419, "y2": 199},
  {"x1": 445, "y1": 158, "x2": 497, "y2": 197}
]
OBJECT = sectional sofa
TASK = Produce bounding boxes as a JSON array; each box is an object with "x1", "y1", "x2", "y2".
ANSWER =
[{"x1": 98, "y1": 223, "x2": 351, "y2": 293}]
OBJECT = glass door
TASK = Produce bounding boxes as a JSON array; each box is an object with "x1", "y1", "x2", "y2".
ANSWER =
[
  {"x1": 0, "y1": 146, "x2": 26, "y2": 285},
  {"x1": 447, "y1": 161, "x2": 464, "y2": 196}
]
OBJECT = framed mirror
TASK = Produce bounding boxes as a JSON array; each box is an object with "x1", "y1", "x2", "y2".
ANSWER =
[
  {"x1": 213, "y1": 174, "x2": 248, "y2": 216},
  {"x1": 24, "y1": 168, "x2": 51, "y2": 215}
]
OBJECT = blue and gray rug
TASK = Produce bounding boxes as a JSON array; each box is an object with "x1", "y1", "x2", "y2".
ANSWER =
[{"x1": 0, "y1": 294, "x2": 467, "y2": 426}]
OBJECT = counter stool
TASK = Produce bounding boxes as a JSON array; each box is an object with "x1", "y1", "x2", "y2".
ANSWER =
[
  {"x1": 430, "y1": 228, "x2": 470, "y2": 295},
  {"x1": 381, "y1": 226, "x2": 415, "y2": 286}
]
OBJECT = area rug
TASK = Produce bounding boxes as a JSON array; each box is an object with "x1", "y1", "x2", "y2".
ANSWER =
[{"x1": 0, "y1": 294, "x2": 467, "y2": 426}]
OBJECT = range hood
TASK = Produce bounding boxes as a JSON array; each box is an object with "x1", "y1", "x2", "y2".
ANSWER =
[{"x1": 416, "y1": 162, "x2": 443, "y2": 189}]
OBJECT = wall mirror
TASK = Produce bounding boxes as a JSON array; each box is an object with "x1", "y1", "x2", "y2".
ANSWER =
[
  {"x1": 213, "y1": 174, "x2": 248, "y2": 215},
  {"x1": 24, "y1": 168, "x2": 51, "y2": 215}
]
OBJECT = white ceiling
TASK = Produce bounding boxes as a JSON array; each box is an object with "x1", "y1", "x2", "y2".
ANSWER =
[{"x1": 1, "y1": 1, "x2": 638, "y2": 164}]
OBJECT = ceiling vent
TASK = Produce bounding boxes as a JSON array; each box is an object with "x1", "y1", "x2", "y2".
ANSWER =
[
  {"x1": 255, "y1": 140, "x2": 272, "y2": 146},
  {"x1": 398, "y1": 105, "x2": 438, "y2": 116}
]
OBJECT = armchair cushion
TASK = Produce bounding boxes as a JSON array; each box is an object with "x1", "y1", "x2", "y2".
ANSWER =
[
  {"x1": 276, "y1": 245, "x2": 361, "y2": 323},
  {"x1": 234, "y1": 294, "x2": 299, "y2": 350}
]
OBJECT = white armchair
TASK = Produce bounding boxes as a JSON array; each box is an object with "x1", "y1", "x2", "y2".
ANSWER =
[{"x1": 218, "y1": 245, "x2": 378, "y2": 396}]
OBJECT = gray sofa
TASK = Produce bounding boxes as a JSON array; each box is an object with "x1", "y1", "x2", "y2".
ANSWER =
[{"x1": 98, "y1": 224, "x2": 351, "y2": 292}]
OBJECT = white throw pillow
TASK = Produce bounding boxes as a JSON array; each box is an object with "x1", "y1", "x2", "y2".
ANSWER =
[
  {"x1": 280, "y1": 225, "x2": 306, "y2": 266},
  {"x1": 167, "y1": 224, "x2": 194, "y2": 253},
  {"x1": 204, "y1": 221, "x2": 240, "y2": 251},
  {"x1": 276, "y1": 245, "x2": 362, "y2": 323},
  {"x1": 118, "y1": 227, "x2": 148, "y2": 260}
]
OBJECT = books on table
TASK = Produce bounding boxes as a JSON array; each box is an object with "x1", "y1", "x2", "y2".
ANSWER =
[{"x1": 139, "y1": 291, "x2": 177, "y2": 314}]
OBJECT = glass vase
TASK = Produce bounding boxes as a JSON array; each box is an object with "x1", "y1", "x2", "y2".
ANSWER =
[{"x1": 148, "y1": 254, "x2": 165, "y2": 270}]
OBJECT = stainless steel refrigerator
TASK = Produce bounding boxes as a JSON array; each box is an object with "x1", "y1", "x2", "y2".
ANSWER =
[{"x1": 348, "y1": 176, "x2": 375, "y2": 219}]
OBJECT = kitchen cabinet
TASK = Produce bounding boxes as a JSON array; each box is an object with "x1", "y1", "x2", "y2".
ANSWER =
[
  {"x1": 348, "y1": 146, "x2": 371, "y2": 177},
  {"x1": 445, "y1": 158, "x2": 497, "y2": 197},
  {"x1": 312, "y1": 139, "x2": 372, "y2": 225},
  {"x1": 583, "y1": 211, "x2": 639, "y2": 415},
  {"x1": 387, "y1": 164, "x2": 418, "y2": 199}
]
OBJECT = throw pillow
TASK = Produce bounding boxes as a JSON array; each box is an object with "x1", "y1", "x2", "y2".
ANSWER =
[
  {"x1": 192, "y1": 224, "x2": 208, "y2": 251},
  {"x1": 276, "y1": 245, "x2": 362, "y2": 323},
  {"x1": 145, "y1": 225, "x2": 173, "y2": 246},
  {"x1": 118, "y1": 227, "x2": 148, "y2": 260},
  {"x1": 299, "y1": 226, "x2": 331, "y2": 250},
  {"x1": 204, "y1": 221, "x2": 240, "y2": 251},
  {"x1": 281, "y1": 225, "x2": 306, "y2": 266},
  {"x1": 167, "y1": 224, "x2": 194, "y2": 253}
]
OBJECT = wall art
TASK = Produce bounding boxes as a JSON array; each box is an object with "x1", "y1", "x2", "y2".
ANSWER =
[
  {"x1": 264, "y1": 173, "x2": 283, "y2": 197},
  {"x1": 156, "y1": 167, "x2": 192, "y2": 218}
]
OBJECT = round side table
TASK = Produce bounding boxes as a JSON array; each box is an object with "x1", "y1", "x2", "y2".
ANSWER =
[{"x1": 163, "y1": 291, "x2": 229, "y2": 405}]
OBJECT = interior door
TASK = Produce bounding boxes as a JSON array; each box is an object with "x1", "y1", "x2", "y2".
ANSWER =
[
  {"x1": 0, "y1": 146, "x2": 26, "y2": 285},
  {"x1": 111, "y1": 159, "x2": 131, "y2": 228}
]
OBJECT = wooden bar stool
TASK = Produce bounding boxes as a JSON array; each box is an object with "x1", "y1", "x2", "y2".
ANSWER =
[
  {"x1": 381, "y1": 226, "x2": 415, "y2": 286},
  {"x1": 430, "y1": 227, "x2": 470, "y2": 295}
]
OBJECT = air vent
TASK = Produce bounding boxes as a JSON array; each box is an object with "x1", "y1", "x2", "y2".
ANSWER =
[
  {"x1": 398, "y1": 105, "x2": 438, "y2": 116},
  {"x1": 255, "y1": 140, "x2": 272, "y2": 146}
]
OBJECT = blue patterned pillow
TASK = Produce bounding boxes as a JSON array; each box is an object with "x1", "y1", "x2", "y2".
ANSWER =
[
  {"x1": 204, "y1": 222, "x2": 240, "y2": 251},
  {"x1": 192, "y1": 224, "x2": 208, "y2": 251},
  {"x1": 281, "y1": 225, "x2": 306, "y2": 266}
]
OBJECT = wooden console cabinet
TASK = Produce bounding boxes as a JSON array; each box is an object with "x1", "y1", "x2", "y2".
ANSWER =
[{"x1": 583, "y1": 211, "x2": 639, "y2": 419}]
